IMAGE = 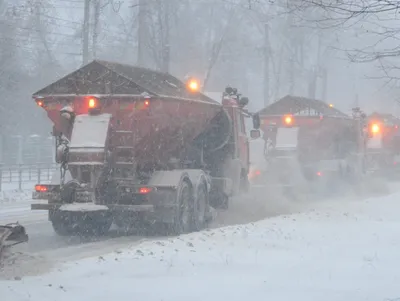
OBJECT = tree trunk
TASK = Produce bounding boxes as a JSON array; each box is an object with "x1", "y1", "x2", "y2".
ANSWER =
[{"x1": 263, "y1": 22, "x2": 270, "y2": 106}]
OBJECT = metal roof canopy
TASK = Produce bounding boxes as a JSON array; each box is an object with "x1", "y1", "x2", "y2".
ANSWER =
[
  {"x1": 32, "y1": 60, "x2": 217, "y2": 104},
  {"x1": 257, "y1": 95, "x2": 349, "y2": 118}
]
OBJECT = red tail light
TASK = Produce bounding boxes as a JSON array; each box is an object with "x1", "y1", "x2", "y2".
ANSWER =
[
  {"x1": 316, "y1": 171, "x2": 322, "y2": 177},
  {"x1": 138, "y1": 187, "x2": 152, "y2": 194},
  {"x1": 249, "y1": 170, "x2": 262, "y2": 180},
  {"x1": 35, "y1": 185, "x2": 48, "y2": 192}
]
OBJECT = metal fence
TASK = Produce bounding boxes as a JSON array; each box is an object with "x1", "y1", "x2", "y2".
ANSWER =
[
  {"x1": 0, "y1": 163, "x2": 58, "y2": 191},
  {"x1": 0, "y1": 134, "x2": 55, "y2": 165}
]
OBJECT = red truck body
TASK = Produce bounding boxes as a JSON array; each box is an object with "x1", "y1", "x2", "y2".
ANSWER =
[
  {"x1": 31, "y1": 60, "x2": 253, "y2": 236},
  {"x1": 366, "y1": 112, "x2": 400, "y2": 172},
  {"x1": 249, "y1": 96, "x2": 367, "y2": 193}
]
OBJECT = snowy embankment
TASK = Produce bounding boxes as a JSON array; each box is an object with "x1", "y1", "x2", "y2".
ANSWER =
[
  {"x1": 2, "y1": 192, "x2": 400, "y2": 301},
  {"x1": 0, "y1": 183, "x2": 47, "y2": 225}
]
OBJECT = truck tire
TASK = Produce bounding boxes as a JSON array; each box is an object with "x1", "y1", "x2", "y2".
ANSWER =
[
  {"x1": 192, "y1": 182, "x2": 208, "y2": 231},
  {"x1": 171, "y1": 179, "x2": 193, "y2": 235}
]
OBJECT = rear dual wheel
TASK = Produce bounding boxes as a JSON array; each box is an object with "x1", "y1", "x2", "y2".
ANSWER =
[{"x1": 171, "y1": 179, "x2": 208, "y2": 235}]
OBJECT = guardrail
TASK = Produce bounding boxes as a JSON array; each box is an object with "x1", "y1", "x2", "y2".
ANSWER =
[{"x1": 0, "y1": 163, "x2": 58, "y2": 191}]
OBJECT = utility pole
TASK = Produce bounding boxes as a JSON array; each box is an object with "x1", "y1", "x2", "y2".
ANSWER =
[
  {"x1": 137, "y1": 0, "x2": 145, "y2": 67},
  {"x1": 92, "y1": 0, "x2": 100, "y2": 59},
  {"x1": 287, "y1": 14, "x2": 295, "y2": 96},
  {"x1": 321, "y1": 67, "x2": 328, "y2": 101},
  {"x1": 82, "y1": 0, "x2": 90, "y2": 65},
  {"x1": 263, "y1": 22, "x2": 270, "y2": 106}
]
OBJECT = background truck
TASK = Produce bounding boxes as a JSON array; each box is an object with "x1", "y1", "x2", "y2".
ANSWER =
[
  {"x1": 30, "y1": 60, "x2": 256, "y2": 236},
  {"x1": 365, "y1": 112, "x2": 400, "y2": 176},
  {"x1": 249, "y1": 96, "x2": 368, "y2": 196}
]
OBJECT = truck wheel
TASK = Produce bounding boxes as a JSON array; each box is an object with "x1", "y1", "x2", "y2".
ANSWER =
[
  {"x1": 192, "y1": 182, "x2": 208, "y2": 231},
  {"x1": 172, "y1": 180, "x2": 193, "y2": 235}
]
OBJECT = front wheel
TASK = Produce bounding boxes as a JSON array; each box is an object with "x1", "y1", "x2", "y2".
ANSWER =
[{"x1": 192, "y1": 182, "x2": 208, "y2": 231}]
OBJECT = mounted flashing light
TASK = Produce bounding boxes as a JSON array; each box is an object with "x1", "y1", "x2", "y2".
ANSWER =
[
  {"x1": 370, "y1": 123, "x2": 380, "y2": 134},
  {"x1": 187, "y1": 78, "x2": 200, "y2": 92},
  {"x1": 85, "y1": 96, "x2": 101, "y2": 114},
  {"x1": 88, "y1": 97, "x2": 98, "y2": 109},
  {"x1": 283, "y1": 114, "x2": 293, "y2": 126},
  {"x1": 329, "y1": 104, "x2": 334, "y2": 108}
]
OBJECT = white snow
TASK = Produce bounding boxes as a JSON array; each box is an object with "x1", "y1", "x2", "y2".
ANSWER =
[
  {"x1": 59, "y1": 202, "x2": 109, "y2": 212},
  {"x1": 276, "y1": 127, "x2": 299, "y2": 148},
  {"x1": 2, "y1": 192, "x2": 400, "y2": 300},
  {"x1": 69, "y1": 113, "x2": 111, "y2": 148}
]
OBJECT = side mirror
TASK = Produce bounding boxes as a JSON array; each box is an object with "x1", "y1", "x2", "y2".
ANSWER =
[
  {"x1": 239, "y1": 97, "x2": 249, "y2": 107},
  {"x1": 250, "y1": 129, "x2": 261, "y2": 139},
  {"x1": 252, "y1": 113, "x2": 261, "y2": 129}
]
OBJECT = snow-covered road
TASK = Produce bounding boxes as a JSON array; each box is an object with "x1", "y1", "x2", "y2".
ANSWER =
[
  {"x1": 0, "y1": 182, "x2": 398, "y2": 256},
  {"x1": 2, "y1": 186, "x2": 400, "y2": 300}
]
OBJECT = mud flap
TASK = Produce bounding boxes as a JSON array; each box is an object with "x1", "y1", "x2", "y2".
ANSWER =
[{"x1": 0, "y1": 223, "x2": 29, "y2": 261}]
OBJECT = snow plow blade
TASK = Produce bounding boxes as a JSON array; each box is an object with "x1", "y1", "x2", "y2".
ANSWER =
[{"x1": 0, "y1": 223, "x2": 28, "y2": 260}]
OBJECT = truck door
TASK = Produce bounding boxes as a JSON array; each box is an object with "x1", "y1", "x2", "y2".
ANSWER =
[{"x1": 234, "y1": 109, "x2": 249, "y2": 170}]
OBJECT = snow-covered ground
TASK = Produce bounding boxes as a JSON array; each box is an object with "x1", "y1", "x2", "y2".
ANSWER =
[
  {"x1": 2, "y1": 191, "x2": 400, "y2": 301},
  {"x1": 0, "y1": 182, "x2": 36, "y2": 203}
]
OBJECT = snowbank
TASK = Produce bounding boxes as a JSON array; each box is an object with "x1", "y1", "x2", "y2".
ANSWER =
[
  {"x1": 2, "y1": 193, "x2": 400, "y2": 301},
  {"x1": 0, "y1": 188, "x2": 32, "y2": 204}
]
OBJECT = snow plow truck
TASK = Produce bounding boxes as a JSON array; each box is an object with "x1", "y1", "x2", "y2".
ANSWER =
[
  {"x1": 365, "y1": 112, "x2": 400, "y2": 177},
  {"x1": 30, "y1": 60, "x2": 258, "y2": 236},
  {"x1": 248, "y1": 96, "x2": 369, "y2": 196}
]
